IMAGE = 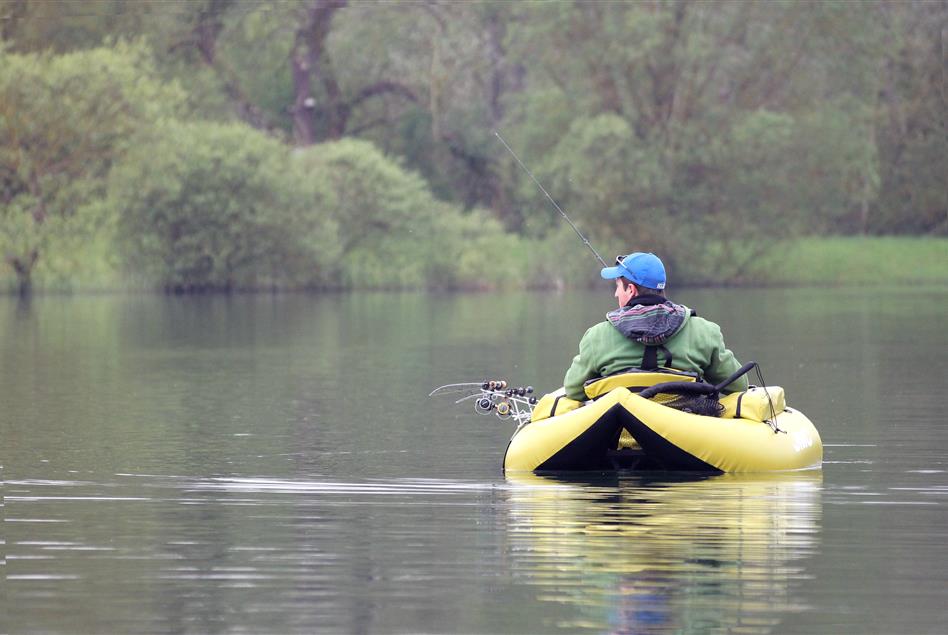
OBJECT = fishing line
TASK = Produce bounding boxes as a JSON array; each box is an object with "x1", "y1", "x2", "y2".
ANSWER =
[
  {"x1": 753, "y1": 364, "x2": 784, "y2": 433},
  {"x1": 494, "y1": 130, "x2": 608, "y2": 268}
]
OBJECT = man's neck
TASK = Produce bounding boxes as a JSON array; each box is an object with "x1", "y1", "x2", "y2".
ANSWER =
[{"x1": 625, "y1": 294, "x2": 667, "y2": 307}]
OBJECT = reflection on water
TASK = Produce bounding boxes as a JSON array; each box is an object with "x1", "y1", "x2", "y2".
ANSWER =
[
  {"x1": 3, "y1": 289, "x2": 948, "y2": 634},
  {"x1": 5, "y1": 472, "x2": 821, "y2": 634},
  {"x1": 506, "y1": 473, "x2": 821, "y2": 634}
]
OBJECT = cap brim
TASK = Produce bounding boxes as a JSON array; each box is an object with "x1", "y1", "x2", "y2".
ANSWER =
[{"x1": 600, "y1": 265, "x2": 625, "y2": 280}]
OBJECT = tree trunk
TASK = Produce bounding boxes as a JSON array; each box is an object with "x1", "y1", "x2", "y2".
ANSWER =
[
  {"x1": 291, "y1": 0, "x2": 348, "y2": 145},
  {"x1": 189, "y1": 0, "x2": 274, "y2": 132},
  {"x1": 289, "y1": 0, "x2": 421, "y2": 144},
  {"x1": 290, "y1": 37, "x2": 317, "y2": 145},
  {"x1": 8, "y1": 250, "x2": 38, "y2": 296}
]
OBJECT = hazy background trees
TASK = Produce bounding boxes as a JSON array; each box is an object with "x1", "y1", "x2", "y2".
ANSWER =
[
  {"x1": 1, "y1": 0, "x2": 945, "y2": 293},
  {"x1": 0, "y1": 40, "x2": 186, "y2": 291}
]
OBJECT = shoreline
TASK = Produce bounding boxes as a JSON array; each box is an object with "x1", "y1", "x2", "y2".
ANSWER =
[{"x1": 3, "y1": 236, "x2": 947, "y2": 295}]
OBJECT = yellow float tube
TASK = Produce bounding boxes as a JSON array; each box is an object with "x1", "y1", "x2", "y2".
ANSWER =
[{"x1": 503, "y1": 382, "x2": 823, "y2": 474}]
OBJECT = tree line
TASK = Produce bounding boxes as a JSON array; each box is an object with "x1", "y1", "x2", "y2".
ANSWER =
[{"x1": 1, "y1": 0, "x2": 945, "y2": 293}]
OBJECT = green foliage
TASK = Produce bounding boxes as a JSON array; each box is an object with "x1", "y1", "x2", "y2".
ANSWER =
[
  {"x1": 0, "y1": 41, "x2": 185, "y2": 292},
  {"x1": 504, "y1": 0, "x2": 906, "y2": 278},
  {"x1": 0, "y1": 0, "x2": 152, "y2": 52},
  {"x1": 542, "y1": 114, "x2": 668, "y2": 233},
  {"x1": 295, "y1": 138, "x2": 522, "y2": 290},
  {"x1": 111, "y1": 121, "x2": 339, "y2": 291},
  {"x1": 871, "y1": 2, "x2": 948, "y2": 234},
  {"x1": 1, "y1": 1, "x2": 945, "y2": 294},
  {"x1": 111, "y1": 131, "x2": 524, "y2": 292}
]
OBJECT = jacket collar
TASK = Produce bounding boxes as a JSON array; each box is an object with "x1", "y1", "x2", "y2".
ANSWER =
[
  {"x1": 623, "y1": 293, "x2": 668, "y2": 308},
  {"x1": 608, "y1": 295, "x2": 690, "y2": 345}
]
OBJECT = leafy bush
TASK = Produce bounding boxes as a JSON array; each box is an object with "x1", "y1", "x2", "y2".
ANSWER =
[
  {"x1": 0, "y1": 41, "x2": 185, "y2": 292},
  {"x1": 295, "y1": 138, "x2": 523, "y2": 290},
  {"x1": 111, "y1": 121, "x2": 339, "y2": 291}
]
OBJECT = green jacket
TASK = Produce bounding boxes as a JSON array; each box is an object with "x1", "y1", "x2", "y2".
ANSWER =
[{"x1": 563, "y1": 297, "x2": 748, "y2": 401}]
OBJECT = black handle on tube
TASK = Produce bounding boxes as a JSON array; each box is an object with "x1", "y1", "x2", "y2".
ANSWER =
[{"x1": 713, "y1": 361, "x2": 758, "y2": 392}]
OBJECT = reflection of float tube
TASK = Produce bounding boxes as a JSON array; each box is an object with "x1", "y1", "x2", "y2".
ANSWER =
[{"x1": 503, "y1": 472, "x2": 822, "y2": 634}]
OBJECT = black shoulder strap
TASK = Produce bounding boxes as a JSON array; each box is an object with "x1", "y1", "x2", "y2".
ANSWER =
[
  {"x1": 641, "y1": 345, "x2": 672, "y2": 371},
  {"x1": 642, "y1": 346, "x2": 658, "y2": 370}
]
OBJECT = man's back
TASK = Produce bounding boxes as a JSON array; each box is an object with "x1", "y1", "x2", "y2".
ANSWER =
[
  {"x1": 563, "y1": 309, "x2": 747, "y2": 400},
  {"x1": 563, "y1": 251, "x2": 747, "y2": 401}
]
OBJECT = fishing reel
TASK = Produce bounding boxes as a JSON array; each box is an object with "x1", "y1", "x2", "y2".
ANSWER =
[
  {"x1": 474, "y1": 380, "x2": 537, "y2": 419},
  {"x1": 475, "y1": 396, "x2": 495, "y2": 414},
  {"x1": 429, "y1": 378, "x2": 539, "y2": 426}
]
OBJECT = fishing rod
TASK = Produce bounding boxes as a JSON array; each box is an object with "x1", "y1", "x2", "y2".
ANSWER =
[{"x1": 494, "y1": 130, "x2": 608, "y2": 268}]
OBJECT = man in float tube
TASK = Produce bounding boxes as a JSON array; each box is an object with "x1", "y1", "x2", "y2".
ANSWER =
[{"x1": 562, "y1": 252, "x2": 748, "y2": 401}]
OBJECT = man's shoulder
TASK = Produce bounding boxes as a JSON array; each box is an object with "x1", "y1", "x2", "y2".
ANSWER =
[
  {"x1": 588, "y1": 320, "x2": 614, "y2": 333},
  {"x1": 584, "y1": 320, "x2": 620, "y2": 338},
  {"x1": 676, "y1": 312, "x2": 724, "y2": 341},
  {"x1": 579, "y1": 320, "x2": 622, "y2": 347},
  {"x1": 685, "y1": 313, "x2": 720, "y2": 327}
]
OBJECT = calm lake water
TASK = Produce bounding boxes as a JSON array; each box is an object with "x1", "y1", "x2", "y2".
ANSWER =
[{"x1": 3, "y1": 288, "x2": 947, "y2": 634}]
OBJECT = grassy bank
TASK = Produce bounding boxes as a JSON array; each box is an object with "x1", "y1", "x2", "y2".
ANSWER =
[{"x1": 740, "y1": 236, "x2": 948, "y2": 286}]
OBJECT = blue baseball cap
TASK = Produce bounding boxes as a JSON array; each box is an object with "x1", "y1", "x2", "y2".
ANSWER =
[{"x1": 600, "y1": 252, "x2": 666, "y2": 289}]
